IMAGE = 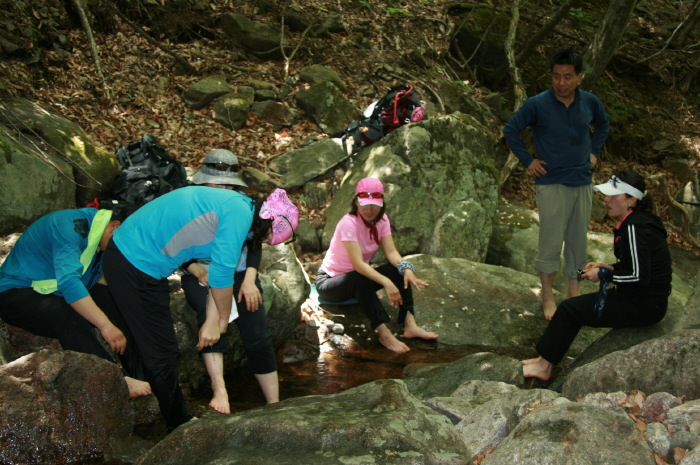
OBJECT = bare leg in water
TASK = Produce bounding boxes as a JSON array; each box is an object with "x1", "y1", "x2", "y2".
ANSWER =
[
  {"x1": 203, "y1": 353, "x2": 281, "y2": 413},
  {"x1": 254, "y1": 371, "x2": 279, "y2": 404},
  {"x1": 203, "y1": 352, "x2": 230, "y2": 414}
]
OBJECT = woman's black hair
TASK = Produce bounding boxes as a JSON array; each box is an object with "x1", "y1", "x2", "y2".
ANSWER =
[
  {"x1": 247, "y1": 202, "x2": 272, "y2": 251},
  {"x1": 102, "y1": 201, "x2": 140, "y2": 223},
  {"x1": 615, "y1": 169, "x2": 655, "y2": 213}
]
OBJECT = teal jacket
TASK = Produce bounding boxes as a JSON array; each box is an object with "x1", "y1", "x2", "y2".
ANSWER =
[{"x1": 0, "y1": 208, "x2": 107, "y2": 304}]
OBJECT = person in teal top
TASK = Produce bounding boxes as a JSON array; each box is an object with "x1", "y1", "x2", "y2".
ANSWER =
[
  {"x1": 103, "y1": 186, "x2": 298, "y2": 433},
  {"x1": 0, "y1": 206, "x2": 151, "y2": 398}
]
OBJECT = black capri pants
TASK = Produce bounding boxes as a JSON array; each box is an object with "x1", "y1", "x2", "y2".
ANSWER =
[
  {"x1": 180, "y1": 271, "x2": 277, "y2": 374},
  {"x1": 103, "y1": 239, "x2": 192, "y2": 433},
  {"x1": 537, "y1": 287, "x2": 668, "y2": 365},
  {"x1": 315, "y1": 263, "x2": 414, "y2": 330}
]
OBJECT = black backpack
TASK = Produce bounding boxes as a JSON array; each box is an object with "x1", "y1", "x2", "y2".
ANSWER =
[
  {"x1": 339, "y1": 83, "x2": 425, "y2": 154},
  {"x1": 98, "y1": 135, "x2": 188, "y2": 207}
]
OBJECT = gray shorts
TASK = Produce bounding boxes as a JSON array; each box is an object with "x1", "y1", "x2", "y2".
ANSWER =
[{"x1": 535, "y1": 184, "x2": 592, "y2": 278}]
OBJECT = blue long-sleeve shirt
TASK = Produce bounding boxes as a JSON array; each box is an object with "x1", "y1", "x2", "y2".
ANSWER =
[
  {"x1": 503, "y1": 88, "x2": 610, "y2": 187},
  {"x1": 113, "y1": 186, "x2": 254, "y2": 289},
  {"x1": 0, "y1": 208, "x2": 104, "y2": 304}
]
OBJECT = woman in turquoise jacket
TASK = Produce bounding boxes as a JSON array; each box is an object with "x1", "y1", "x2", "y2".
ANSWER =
[
  {"x1": 0, "y1": 206, "x2": 150, "y2": 397},
  {"x1": 103, "y1": 186, "x2": 297, "y2": 432}
]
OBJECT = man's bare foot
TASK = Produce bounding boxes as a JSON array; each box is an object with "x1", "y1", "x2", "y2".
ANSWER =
[
  {"x1": 125, "y1": 376, "x2": 152, "y2": 399},
  {"x1": 542, "y1": 298, "x2": 557, "y2": 320},
  {"x1": 521, "y1": 357, "x2": 540, "y2": 365},
  {"x1": 403, "y1": 326, "x2": 439, "y2": 340},
  {"x1": 522, "y1": 357, "x2": 553, "y2": 380},
  {"x1": 209, "y1": 390, "x2": 230, "y2": 414}
]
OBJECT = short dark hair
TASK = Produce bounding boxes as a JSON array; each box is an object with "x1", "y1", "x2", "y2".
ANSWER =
[
  {"x1": 103, "y1": 202, "x2": 140, "y2": 223},
  {"x1": 549, "y1": 49, "x2": 583, "y2": 74},
  {"x1": 615, "y1": 169, "x2": 655, "y2": 213}
]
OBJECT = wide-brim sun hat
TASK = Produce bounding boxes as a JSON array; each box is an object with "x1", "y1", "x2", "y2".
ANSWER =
[
  {"x1": 191, "y1": 149, "x2": 247, "y2": 188},
  {"x1": 355, "y1": 177, "x2": 384, "y2": 207},
  {"x1": 593, "y1": 175, "x2": 644, "y2": 200},
  {"x1": 260, "y1": 188, "x2": 299, "y2": 246}
]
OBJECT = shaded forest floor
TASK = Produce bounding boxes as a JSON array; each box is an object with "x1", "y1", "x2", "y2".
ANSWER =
[{"x1": 1, "y1": 0, "x2": 699, "y2": 253}]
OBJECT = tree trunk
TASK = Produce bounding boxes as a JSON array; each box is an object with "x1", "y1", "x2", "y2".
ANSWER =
[
  {"x1": 671, "y1": 0, "x2": 700, "y2": 49},
  {"x1": 515, "y1": 0, "x2": 582, "y2": 66},
  {"x1": 499, "y1": 0, "x2": 528, "y2": 188},
  {"x1": 581, "y1": 0, "x2": 637, "y2": 89}
]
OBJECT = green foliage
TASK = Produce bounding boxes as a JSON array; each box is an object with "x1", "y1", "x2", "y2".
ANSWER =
[
  {"x1": 568, "y1": 7, "x2": 598, "y2": 25},
  {"x1": 452, "y1": 80, "x2": 476, "y2": 92},
  {"x1": 356, "y1": 0, "x2": 371, "y2": 9},
  {"x1": 385, "y1": 7, "x2": 413, "y2": 16}
]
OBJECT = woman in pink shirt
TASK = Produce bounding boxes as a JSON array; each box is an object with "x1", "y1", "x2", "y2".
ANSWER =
[{"x1": 315, "y1": 177, "x2": 438, "y2": 353}]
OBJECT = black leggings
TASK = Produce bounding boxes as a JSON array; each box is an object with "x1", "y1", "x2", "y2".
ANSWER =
[
  {"x1": 315, "y1": 264, "x2": 414, "y2": 330},
  {"x1": 0, "y1": 283, "x2": 144, "y2": 379},
  {"x1": 103, "y1": 239, "x2": 192, "y2": 432},
  {"x1": 537, "y1": 287, "x2": 668, "y2": 365},
  {"x1": 181, "y1": 272, "x2": 276, "y2": 374}
]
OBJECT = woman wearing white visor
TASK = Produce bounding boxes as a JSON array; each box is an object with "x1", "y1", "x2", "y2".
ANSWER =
[{"x1": 522, "y1": 169, "x2": 672, "y2": 381}]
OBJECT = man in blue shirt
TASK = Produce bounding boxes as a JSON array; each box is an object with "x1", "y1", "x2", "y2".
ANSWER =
[
  {"x1": 503, "y1": 49, "x2": 610, "y2": 320},
  {"x1": 0, "y1": 207, "x2": 151, "y2": 397}
]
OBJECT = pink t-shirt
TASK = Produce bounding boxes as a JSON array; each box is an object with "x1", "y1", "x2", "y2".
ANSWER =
[{"x1": 320, "y1": 213, "x2": 391, "y2": 277}]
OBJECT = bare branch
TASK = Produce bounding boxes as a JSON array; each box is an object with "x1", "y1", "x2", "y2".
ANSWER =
[{"x1": 71, "y1": 0, "x2": 110, "y2": 99}]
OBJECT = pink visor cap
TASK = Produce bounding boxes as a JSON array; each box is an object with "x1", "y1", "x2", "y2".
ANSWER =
[
  {"x1": 259, "y1": 188, "x2": 299, "y2": 246},
  {"x1": 356, "y1": 177, "x2": 384, "y2": 207}
]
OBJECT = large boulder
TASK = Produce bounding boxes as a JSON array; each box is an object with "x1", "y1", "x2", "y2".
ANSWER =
[
  {"x1": 134, "y1": 379, "x2": 472, "y2": 465},
  {"x1": 548, "y1": 272, "x2": 700, "y2": 391},
  {"x1": 0, "y1": 350, "x2": 139, "y2": 465},
  {"x1": 294, "y1": 81, "x2": 362, "y2": 135},
  {"x1": 321, "y1": 254, "x2": 605, "y2": 356},
  {"x1": 220, "y1": 13, "x2": 288, "y2": 59},
  {"x1": 481, "y1": 403, "x2": 655, "y2": 465},
  {"x1": 269, "y1": 137, "x2": 350, "y2": 189},
  {"x1": 0, "y1": 98, "x2": 120, "y2": 233},
  {"x1": 0, "y1": 127, "x2": 75, "y2": 235},
  {"x1": 298, "y1": 64, "x2": 347, "y2": 91},
  {"x1": 183, "y1": 76, "x2": 231, "y2": 110},
  {"x1": 561, "y1": 329, "x2": 700, "y2": 401},
  {"x1": 403, "y1": 352, "x2": 524, "y2": 399},
  {"x1": 322, "y1": 113, "x2": 499, "y2": 262}
]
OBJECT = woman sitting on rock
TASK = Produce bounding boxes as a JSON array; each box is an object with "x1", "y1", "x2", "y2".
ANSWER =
[
  {"x1": 523, "y1": 169, "x2": 672, "y2": 380},
  {"x1": 315, "y1": 177, "x2": 438, "y2": 353}
]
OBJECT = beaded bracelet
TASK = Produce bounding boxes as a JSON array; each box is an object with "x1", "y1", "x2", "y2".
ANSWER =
[{"x1": 397, "y1": 260, "x2": 415, "y2": 276}]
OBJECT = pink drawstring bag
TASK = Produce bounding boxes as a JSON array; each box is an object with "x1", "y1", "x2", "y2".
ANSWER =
[{"x1": 259, "y1": 188, "x2": 299, "y2": 245}]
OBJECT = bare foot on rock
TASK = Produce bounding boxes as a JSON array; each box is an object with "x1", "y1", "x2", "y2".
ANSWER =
[
  {"x1": 403, "y1": 326, "x2": 438, "y2": 340},
  {"x1": 521, "y1": 357, "x2": 553, "y2": 381},
  {"x1": 209, "y1": 389, "x2": 230, "y2": 414},
  {"x1": 542, "y1": 298, "x2": 557, "y2": 320},
  {"x1": 125, "y1": 376, "x2": 152, "y2": 399}
]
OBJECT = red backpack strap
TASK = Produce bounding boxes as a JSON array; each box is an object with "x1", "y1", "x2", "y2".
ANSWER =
[{"x1": 391, "y1": 84, "x2": 414, "y2": 124}]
